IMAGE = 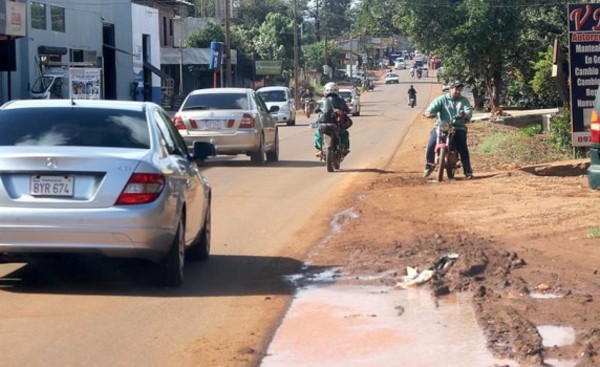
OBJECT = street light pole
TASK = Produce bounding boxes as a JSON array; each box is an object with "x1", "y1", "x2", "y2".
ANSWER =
[
  {"x1": 224, "y1": 0, "x2": 232, "y2": 87},
  {"x1": 293, "y1": 0, "x2": 299, "y2": 110}
]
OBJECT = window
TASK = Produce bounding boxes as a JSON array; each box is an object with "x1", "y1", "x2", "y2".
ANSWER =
[
  {"x1": 51, "y1": 6, "x2": 65, "y2": 32},
  {"x1": 0, "y1": 108, "x2": 150, "y2": 149},
  {"x1": 182, "y1": 93, "x2": 249, "y2": 110},
  {"x1": 31, "y1": 2, "x2": 46, "y2": 30}
]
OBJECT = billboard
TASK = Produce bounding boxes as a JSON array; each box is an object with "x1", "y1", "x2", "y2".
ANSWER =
[
  {"x1": 0, "y1": 0, "x2": 26, "y2": 38},
  {"x1": 255, "y1": 60, "x2": 282, "y2": 75},
  {"x1": 567, "y1": 3, "x2": 600, "y2": 146}
]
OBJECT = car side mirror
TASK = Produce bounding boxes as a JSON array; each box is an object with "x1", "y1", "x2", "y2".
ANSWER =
[
  {"x1": 269, "y1": 105, "x2": 280, "y2": 113},
  {"x1": 190, "y1": 141, "x2": 216, "y2": 161}
]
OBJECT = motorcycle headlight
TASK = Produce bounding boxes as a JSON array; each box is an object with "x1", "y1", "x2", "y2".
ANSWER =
[{"x1": 440, "y1": 121, "x2": 450, "y2": 132}]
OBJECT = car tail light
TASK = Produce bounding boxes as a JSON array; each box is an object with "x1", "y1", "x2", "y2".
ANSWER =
[
  {"x1": 592, "y1": 109, "x2": 600, "y2": 143},
  {"x1": 239, "y1": 113, "x2": 256, "y2": 128},
  {"x1": 115, "y1": 173, "x2": 165, "y2": 205},
  {"x1": 172, "y1": 114, "x2": 186, "y2": 130}
]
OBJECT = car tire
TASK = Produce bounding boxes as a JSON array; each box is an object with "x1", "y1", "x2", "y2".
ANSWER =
[
  {"x1": 188, "y1": 202, "x2": 211, "y2": 261},
  {"x1": 159, "y1": 219, "x2": 185, "y2": 287},
  {"x1": 250, "y1": 134, "x2": 266, "y2": 165},
  {"x1": 266, "y1": 130, "x2": 279, "y2": 162}
]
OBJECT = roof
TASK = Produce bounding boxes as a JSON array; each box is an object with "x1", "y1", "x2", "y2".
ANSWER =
[
  {"x1": 257, "y1": 86, "x2": 290, "y2": 91},
  {"x1": 1, "y1": 99, "x2": 153, "y2": 112},
  {"x1": 187, "y1": 87, "x2": 252, "y2": 95}
]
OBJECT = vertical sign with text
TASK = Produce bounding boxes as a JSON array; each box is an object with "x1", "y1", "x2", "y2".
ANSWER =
[{"x1": 568, "y1": 3, "x2": 600, "y2": 146}]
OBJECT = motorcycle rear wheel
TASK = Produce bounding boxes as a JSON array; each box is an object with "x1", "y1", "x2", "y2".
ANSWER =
[
  {"x1": 437, "y1": 148, "x2": 447, "y2": 182},
  {"x1": 326, "y1": 147, "x2": 335, "y2": 172}
]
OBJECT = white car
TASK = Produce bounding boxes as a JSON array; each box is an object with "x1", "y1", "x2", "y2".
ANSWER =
[
  {"x1": 339, "y1": 88, "x2": 361, "y2": 116},
  {"x1": 394, "y1": 58, "x2": 406, "y2": 70},
  {"x1": 385, "y1": 72, "x2": 400, "y2": 84},
  {"x1": 257, "y1": 86, "x2": 296, "y2": 126},
  {"x1": 173, "y1": 88, "x2": 279, "y2": 165}
]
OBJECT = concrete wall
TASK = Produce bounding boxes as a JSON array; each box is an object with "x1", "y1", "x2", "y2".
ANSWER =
[
  {"x1": 0, "y1": 0, "x2": 137, "y2": 104},
  {"x1": 132, "y1": 3, "x2": 161, "y2": 104}
]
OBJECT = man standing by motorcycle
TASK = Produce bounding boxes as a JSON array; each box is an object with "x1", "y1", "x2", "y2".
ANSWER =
[
  {"x1": 313, "y1": 82, "x2": 351, "y2": 157},
  {"x1": 407, "y1": 85, "x2": 417, "y2": 107},
  {"x1": 422, "y1": 80, "x2": 474, "y2": 179}
]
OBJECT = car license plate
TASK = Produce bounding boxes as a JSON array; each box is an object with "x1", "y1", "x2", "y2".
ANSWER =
[
  {"x1": 30, "y1": 175, "x2": 74, "y2": 197},
  {"x1": 201, "y1": 120, "x2": 223, "y2": 130}
]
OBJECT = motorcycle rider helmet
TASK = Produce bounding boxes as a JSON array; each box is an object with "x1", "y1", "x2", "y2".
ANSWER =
[{"x1": 323, "y1": 82, "x2": 339, "y2": 97}]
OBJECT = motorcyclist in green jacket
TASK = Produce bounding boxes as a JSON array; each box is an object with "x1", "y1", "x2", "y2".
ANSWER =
[
  {"x1": 313, "y1": 82, "x2": 351, "y2": 157},
  {"x1": 423, "y1": 80, "x2": 474, "y2": 179}
]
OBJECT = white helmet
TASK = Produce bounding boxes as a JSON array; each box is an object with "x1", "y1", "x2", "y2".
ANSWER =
[{"x1": 323, "y1": 82, "x2": 339, "y2": 96}]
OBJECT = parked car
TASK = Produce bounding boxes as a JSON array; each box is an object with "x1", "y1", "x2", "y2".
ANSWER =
[
  {"x1": 339, "y1": 88, "x2": 361, "y2": 116},
  {"x1": 385, "y1": 72, "x2": 400, "y2": 84},
  {"x1": 257, "y1": 86, "x2": 296, "y2": 126},
  {"x1": 172, "y1": 88, "x2": 279, "y2": 165},
  {"x1": 588, "y1": 86, "x2": 600, "y2": 188},
  {"x1": 0, "y1": 99, "x2": 215, "y2": 287}
]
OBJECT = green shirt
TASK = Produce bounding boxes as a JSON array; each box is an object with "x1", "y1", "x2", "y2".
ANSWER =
[{"x1": 426, "y1": 93, "x2": 473, "y2": 131}]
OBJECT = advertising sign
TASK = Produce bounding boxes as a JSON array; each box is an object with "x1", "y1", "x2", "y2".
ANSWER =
[
  {"x1": 255, "y1": 60, "x2": 282, "y2": 75},
  {"x1": 0, "y1": 0, "x2": 26, "y2": 38},
  {"x1": 69, "y1": 68, "x2": 102, "y2": 100},
  {"x1": 567, "y1": 3, "x2": 600, "y2": 146},
  {"x1": 209, "y1": 41, "x2": 223, "y2": 70}
]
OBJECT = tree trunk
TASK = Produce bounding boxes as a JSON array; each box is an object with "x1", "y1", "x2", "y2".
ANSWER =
[{"x1": 485, "y1": 70, "x2": 502, "y2": 114}]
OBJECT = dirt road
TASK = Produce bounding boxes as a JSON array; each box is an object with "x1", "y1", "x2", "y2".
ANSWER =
[{"x1": 302, "y1": 100, "x2": 600, "y2": 365}]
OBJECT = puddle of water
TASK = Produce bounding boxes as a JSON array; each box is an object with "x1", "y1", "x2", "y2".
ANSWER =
[
  {"x1": 537, "y1": 325, "x2": 576, "y2": 347},
  {"x1": 261, "y1": 284, "x2": 517, "y2": 367},
  {"x1": 530, "y1": 292, "x2": 563, "y2": 299}
]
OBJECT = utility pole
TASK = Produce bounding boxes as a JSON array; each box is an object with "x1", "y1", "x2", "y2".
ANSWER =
[
  {"x1": 224, "y1": 0, "x2": 232, "y2": 87},
  {"x1": 293, "y1": 0, "x2": 299, "y2": 110}
]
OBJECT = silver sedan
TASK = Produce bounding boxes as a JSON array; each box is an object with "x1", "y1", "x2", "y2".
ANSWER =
[
  {"x1": 0, "y1": 99, "x2": 215, "y2": 287},
  {"x1": 172, "y1": 88, "x2": 279, "y2": 165}
]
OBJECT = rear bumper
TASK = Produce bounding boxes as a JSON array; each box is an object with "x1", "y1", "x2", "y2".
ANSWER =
[
  {"x1": 181, "y1": 131, "x2": 260, "y2": 155},
  {"x1": 0, "y1": 205, "x2": 178, "y2": 262}
]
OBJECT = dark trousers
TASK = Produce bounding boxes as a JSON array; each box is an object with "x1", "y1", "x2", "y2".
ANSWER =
[{"x1": 425, "y1": 128, "x2": 472, "y2": 175}]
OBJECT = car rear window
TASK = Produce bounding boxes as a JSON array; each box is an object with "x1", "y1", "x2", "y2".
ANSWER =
[
  {"x1": 0, "y1": 107, "x2": 150, "y2": 148},
  {"x1": 257, "y1": 90, "x2": 286, "y2": 102},
  {"x1": 182, "y1": 93, "x2": 249, "y2": 110}
]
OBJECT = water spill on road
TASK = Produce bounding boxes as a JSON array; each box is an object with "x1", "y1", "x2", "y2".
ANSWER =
[
  {"x1": 537, "y1": 325, "x2": 576, "y2": 347},
  {"x1": 261, "y1": 284, "x2": 517, "y2": 367},
  {"x1": 530, "y1": 292, "x2": 563, "y2": 299}
]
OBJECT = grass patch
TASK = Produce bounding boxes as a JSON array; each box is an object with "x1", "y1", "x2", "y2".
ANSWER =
[
  {"x1": 469, "y1": 121, "x2": 573, "y2": 171},
  {"x1": 587, "y1": 227, "x2": 600, "y2": 239}
]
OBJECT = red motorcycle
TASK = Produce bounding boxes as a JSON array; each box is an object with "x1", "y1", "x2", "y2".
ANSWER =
[{"x1": 434, "y1": 102, "x2": 463, "y2": 182}]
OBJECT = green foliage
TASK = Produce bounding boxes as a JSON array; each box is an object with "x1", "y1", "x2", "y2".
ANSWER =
[
  {"x1": 530, "y1": 47, "x2": 561, "y2": 107},
  {"x1": 475, "y1": 124, "x2": 570, "y2": 166},
  {"x1": 547, "y1": 108, "x2": 572, "y2": 152},
  {"x1": 520, "y1": 124, "x2": 542, "y2": 137},
  {"x1": 302, "y1": 40, "x2": 339, "y2": 72},
  {"x1": 587, "y1": 227, "x2": 600, "y2": 239}
]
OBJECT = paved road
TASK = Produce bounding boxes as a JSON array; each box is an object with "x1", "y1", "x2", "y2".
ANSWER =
[{"x1": 0, "y1": 70, "x2": 435, "y2": 366}]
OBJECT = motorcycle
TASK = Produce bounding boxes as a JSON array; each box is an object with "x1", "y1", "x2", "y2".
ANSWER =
[
  {"x1": 408, "y1": 95, "x2": 416, "y2": 108},
  {"x1": 317, "y1": 122, "x2": 346, "y2": 172},
  {"x1": 417, "y1": 68, "x2": 422, "y2": 79},
  {"x1": 303, "y1": 97, "x2": 314, "y2": 118},
  {"x1": 434, "y1": 102, "x2": 463, "y2": 182}
]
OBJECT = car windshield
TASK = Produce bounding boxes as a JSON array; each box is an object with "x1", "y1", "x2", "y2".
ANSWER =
[
  {"x1": 182, "y1": 93, "x2": 249, "y2": 110},
  {"x1": 387, "y1": 73, "x2": 398, "y2": 78},
  {"x1": 257, "y1": 90, "x2": 286, "y2": 102},
  {"x1": 0, "y1": 108, "x2": 150, "y2": 148},
  {"x1": 339, "y1": 91, "x2": 353, "y2": 99}
]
